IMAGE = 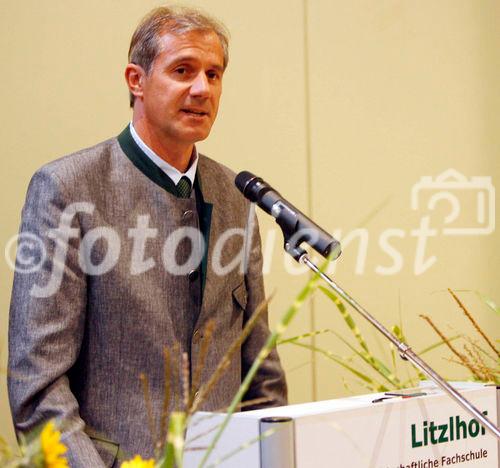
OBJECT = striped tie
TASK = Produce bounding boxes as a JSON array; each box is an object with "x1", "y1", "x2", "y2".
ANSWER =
[{"x1": 176, "y1": 176, "x2": 192, "y2": 198}]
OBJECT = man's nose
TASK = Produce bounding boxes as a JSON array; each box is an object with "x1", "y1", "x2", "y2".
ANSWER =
[{"x1": 190, "y1": 72, "x2": 210, "y2": 97}]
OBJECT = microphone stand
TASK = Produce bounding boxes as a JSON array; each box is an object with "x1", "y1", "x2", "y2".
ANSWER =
[
  {"x1": 235, "y1": 169, "x2": 499, "y2": 439},
  {"x1": 284, "y1": 243, "x2": 500, "y2": 440}
]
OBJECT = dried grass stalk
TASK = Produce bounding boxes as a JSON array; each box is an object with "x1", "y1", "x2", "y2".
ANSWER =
[
  {"x1": 190, "y1": 296, "x2": 271, "y2": 414},
  {"x1": 182, "y1": 352, "x2": 190, "y2": 413},
  {"x1": 189, "y1": 320, "x2": 216, "y2": 409},
  {"x1": 448, "y1": 288, "x2": 499, "y2": 358},
  {"x1": 139, "y1": 372, "x2": 157, "y2": 449},
  {"x1": 159, "y1": 347, "x2": 172, "y2": 451},
  {"x1": 171, "y1": 341, "x2": 181, "y2": 412},
  {"x1": 464, "y1": 341, "x2": 495, "y2": 382},
  {"x1": 420, "y1": 314, "x2": 482, "y2": 380}
]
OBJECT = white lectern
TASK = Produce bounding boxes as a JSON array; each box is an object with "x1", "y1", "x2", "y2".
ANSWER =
[{"x1": 185, "y1": 383, "x2": 499, "y2": 467}]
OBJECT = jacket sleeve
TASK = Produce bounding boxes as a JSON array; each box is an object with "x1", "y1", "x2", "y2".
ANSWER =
[
  {"x1": 240, "y1": 206, "x2": 288, "y2": 409},
  {"x1": 8, "y1": 168, "x2": 106, "y2": 467}
]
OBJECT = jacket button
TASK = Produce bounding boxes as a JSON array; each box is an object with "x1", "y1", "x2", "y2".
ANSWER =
[
  {"x1": 182, "y1": 210, "x2": 194, "y2": 220},
  {"x1": 188, "y1": 269, "x2": 199, "y2": 282}
]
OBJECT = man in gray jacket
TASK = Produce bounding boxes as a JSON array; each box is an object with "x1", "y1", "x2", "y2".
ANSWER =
[{"x1": 8, "y1": 6, "x2": 287, "y2": 467}]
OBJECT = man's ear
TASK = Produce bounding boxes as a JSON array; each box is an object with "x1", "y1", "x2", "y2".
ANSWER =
[{"x1": 125, "y1": 63, "x2": 145, "y2": 100}]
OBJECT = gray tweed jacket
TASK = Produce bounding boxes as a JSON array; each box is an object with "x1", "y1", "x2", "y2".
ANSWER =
[{"x1": 8, "y1": 133, "x2": 287, "y2": 467}]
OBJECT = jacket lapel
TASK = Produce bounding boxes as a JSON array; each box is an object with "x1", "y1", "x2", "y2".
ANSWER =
[{"x1": 196, "y1": 156, "x2": 237, "y2": 327}]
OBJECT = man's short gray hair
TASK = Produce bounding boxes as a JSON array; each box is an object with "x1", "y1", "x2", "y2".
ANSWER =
[{"x1": 128, "y1": 6, "x2": 230, "y2": 107}]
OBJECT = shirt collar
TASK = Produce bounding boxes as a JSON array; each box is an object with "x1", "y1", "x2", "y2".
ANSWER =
[{"x1": 129, "y1": 122, "x2": 198, "y2": 186}]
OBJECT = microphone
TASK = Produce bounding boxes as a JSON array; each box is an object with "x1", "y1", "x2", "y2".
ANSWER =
[{"x1": 235, "y1": 171, "x2": 341, "y2": 261}]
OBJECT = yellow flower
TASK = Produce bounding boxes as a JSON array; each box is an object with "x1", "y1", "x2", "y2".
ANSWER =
[
  {"x1": 40, "y1": 421, "x2": 69, "y2": 468},
  {"x1": 121, "y1": 455, "x2": 155, "y2": 468}
]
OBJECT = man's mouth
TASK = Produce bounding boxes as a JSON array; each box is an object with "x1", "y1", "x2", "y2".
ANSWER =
[{"x1": 181, "y1": 109, "x2": 208, "y2": 116}]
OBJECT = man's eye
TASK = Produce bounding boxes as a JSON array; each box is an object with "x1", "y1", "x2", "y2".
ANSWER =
[
  {"x1": 175, "y1": 67, "x2": 186, "y2": 75},
  {"x1": 207, "y1": 72, "x2": 220, "y2": 80}
]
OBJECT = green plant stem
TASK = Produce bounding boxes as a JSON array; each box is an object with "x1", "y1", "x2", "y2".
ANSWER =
[
  {"x1": 159, "y1": 412, "x2": 186, "y2": 468},
  {"x1": 288, "y1": 341, "x2": 389, "y2": 392}
]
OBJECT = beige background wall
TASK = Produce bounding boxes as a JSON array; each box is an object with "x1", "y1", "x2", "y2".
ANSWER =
[{"x1": 1, "y1": 1, "x2": 498, "y2": 447}]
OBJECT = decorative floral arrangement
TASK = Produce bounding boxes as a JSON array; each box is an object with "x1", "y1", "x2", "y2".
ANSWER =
[
  {"x1": 1, "y1": 420, "x2": 68, "y2": 468},
  {"x1": 278, "y1": 287, "x2": 498, "y2": 393}
]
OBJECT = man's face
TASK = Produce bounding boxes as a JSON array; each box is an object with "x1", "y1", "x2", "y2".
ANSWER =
[{"x1": 139, "y1": 30, "x2": 224, "y2": 146}]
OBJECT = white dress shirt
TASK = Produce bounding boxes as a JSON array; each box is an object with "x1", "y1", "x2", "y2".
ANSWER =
[{"x1": 129, "y1": 122, "x2": 198, "y2": 186}]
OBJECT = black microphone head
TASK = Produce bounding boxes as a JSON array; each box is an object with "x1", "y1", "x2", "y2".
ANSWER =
[
  {"x1": 235, "y1": 171, "x2": 255, "y2": 192},
  {"x1": 235, "y1": 171, "x2": 262, "y2": 202}
]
